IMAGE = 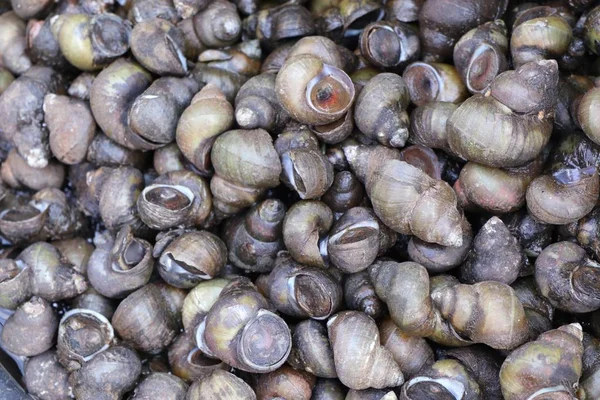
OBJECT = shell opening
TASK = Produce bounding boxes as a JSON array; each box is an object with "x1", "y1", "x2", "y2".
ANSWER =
[
  {"x1": 404, "y1": 62, "x2": 443, "y2": 105},
  {"x1": 238, "y1": 309, "x2": 291, "y2": 372},
  {"x1": 187, "y1": 347, "x2": 221, "y2": 366},
  {"x1": 123, "y1": 239, "x2": 146, "y2": 267},
  {"x1": 328, "y1": 219, "x2": 380, "y2": 246},
  {"x1": 288, "y1": 273, "x2": 334, "y2": 319},
  {"x1": 161, "y1": 253, "x2": 212, "y2": 280},
  {"x1": 282, "y1": 152, "x2": 304, "y2": 194},
  {"x1": 399, "y1": 145, "x2": 442, "y2": 180},
  {"x1": 344, "y1": 8, "x2": 384, "y2": 34},
  {"x1": 466, "y1": 44, "x2": 502, "y2": 93},
  {"x1": 525, "y1": 385, "x2": 573, "y2": 400},
  {"x1": 194, "y1": 318, "x2": 218, "y2": 359},
  {"x1": 306, "y1": 65, "x2": 354, "y2": 116},
  {"x1": 404, "y1": 376, "x2": 466, "y2": 399},
  {"x1": 59, "y1": 308, "x2": 114, "y2": 363},
  {"x1": 366, "y1": 25, "x2": 403, "y2": 67},
  {"x1": 552, "y1": 166, "x2": 597, "y2": 186},
  {"x1": 319, "y1": 235, "x2": 330, "y2": 266},
  {"x1": 143, "y1": 184, "x2": 195, "y2": 212},
  {"x1": 0, "y1": 260, "x2": 27, "y2": 282},
  {"x1": 0, "y1": 206, "x2": 43, "y2": 223},
  {"x1": 166, "y1": 33, "x2": 189, "y2": 73},
  {"x1": 90, "y1": 14, "x2": 130, "y2": 60}
]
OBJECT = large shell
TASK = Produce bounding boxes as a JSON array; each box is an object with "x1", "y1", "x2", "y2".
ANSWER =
[
  {"x1": 111, "y1": 284, "x2": 179, "y2": 353},
  {"x1": 168, "y1": 332, "x2": 227, "y2": 383},
  {"x1": 87, "y1": 226, "x2": 154, "y2": 299},
  {"x1": 400, "y1": 359, "x2": 481, "y2": 400},
  {"x1": 157, "y1": 231, "x2": 227, "y2": 288},
  {"x1": 379, "y1": 317, "x2": 434, "y2": 380},
  {"x1": 283, "y1": 200, "x2": 333, "y2": 268},
  {"x1": 327, "y1": 311, "x2": 404, "y2": 390},
  {"x1": 431, "y1": 281, "x2": 529, "y2": 350},
  {"x1": 267, "y1": 253, "x2": 342, "y2": 319},
  {"x1": 154, "y1": 170, "x2": 213, "y2": 228},
  {"x1": 368, "y1": 159, "x2": 463, "y2": 247},
  {"x1": 453, "y1": 20, "x2": 509, "y2": 94},
  {"x1": 203, "y1": 278, "x2": 292, "y2": 373},
  {"x1": 500, "y1": 324, "x2": 583, "y2": 400},
  {"x1": 535, "y1": 241, "x2": 600, "y2": 313},
  {"x1": 129, "y1": 77, "x2": 198, "y2": 146},
  {"x1": 327, "y1": 207, "x2": 380, "y2": 273},
  {"x1": 182, "y1": 279, "x2": 229, "y2": 333},
  {"x1": 57, "y1": 14, "x2": 131, "y2": 72},
  {"x1": 369, "y1": 261, "x2": 435, "y2": 337},
  {"x1": 130, "y1": 19, "x2": 187, "y2": 76},
  {"x1": 447, "y1": 95, "x2": 552, "y2": 168},
  {"x1": 0, "y1": 296, "x2": 58, "y2": 356},
  {"x1": 403, "y1": 62, "x2": 468, "y2": 106},
  {"x1": 211, "y1": 128, "x2": 281, "y2": 188},
  {"x1": 526, "y1": 167, "x2": 599, "y2": 225},
  {"x1": 288, "y1": 319, "x2": 336, "y2": 378},
  {"x1": 222, "y1": 199, "x2": 286, "y2": 273},
  {"x1": 89, "y1": 59, "x2": 153, "y2": 150},
  {"x1": 18, "y1": 242, "x2": 88, "y2": 302}
]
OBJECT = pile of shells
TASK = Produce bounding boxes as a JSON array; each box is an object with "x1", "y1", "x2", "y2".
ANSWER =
[{"x1": 2, "y1": 0, "x2": 600, "y2": 399}]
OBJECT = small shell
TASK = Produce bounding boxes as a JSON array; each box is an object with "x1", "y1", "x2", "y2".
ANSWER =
[
  {"x1": 0, "y1": 296, "x2": 58, "y2": 356},
  {"x1": 112, "y1": 284, "x2": 179, "y2": 353},
  {"x1": 526, "y1": 167, "x2": 599, "y2": 225},
  {"x1": 327, "y1": 207, "x2": 380, "y2": 273},
  {"x1": 281, "y1": 149, "x2": 334, "y2": 199},
  {"x1": 359, "y1": 21, "x2": 420, "y2": 69},
  {"x1": 157, "y1": 231, "x2": 227, "y2": 288},
  {"x1": 137, "y1": 184, "x2": 195, "y2": 230},
  {"x1": 0, "y1": 259, "x2": 31, "y2": 310},
  {"x1": 187, "y1": 370, "x2": 256, "y2": 400},
  {"x1": 283, "y1": 200, "x2": 333, "y2": 268},
  {"x1": 354, "y1": 73, "x2": 410, "y2": 147},
  {"x1": 403, "y1": 62, "x2": 468, "y2": 106}
]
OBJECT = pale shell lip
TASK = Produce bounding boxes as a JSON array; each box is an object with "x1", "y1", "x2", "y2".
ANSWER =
[
  {"x1": 194, "y1": 318, "x2": 218, "y2": 359},
  {"x1": 238, "y1": 309, "x2": 291, "y2": 372},
  {"x1": 159, "y1": 253, "x2": 212, "y2": 280},
  {"x1": 138, "y1": 184, "x2": 196, "y2": 229},
  {"x1": 404, "y1": 376, "x2": 466, "y2": 399},
  {"x1": 304, "y1": 64, "x2": 355, "y2": 121},
  {"x1": 525, "y1": 385, "x2": 572, "y2": 400},
  {"x1": 58, "y1": 308, "x2": 114, "y2": 362},
  {"x1": 328, "y1": 219, "x2": 379, "y2": 245},
  {"x1": 141, "y1": 184, "x2": 195, "y2": 207},
  {"x1": 465, "y1": 43, "x2": 500, "y2": 94}
]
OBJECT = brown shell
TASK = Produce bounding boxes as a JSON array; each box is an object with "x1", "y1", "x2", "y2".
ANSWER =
[{"x1": 327, "y1": 311, "x2": 404, "y2": 390}]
